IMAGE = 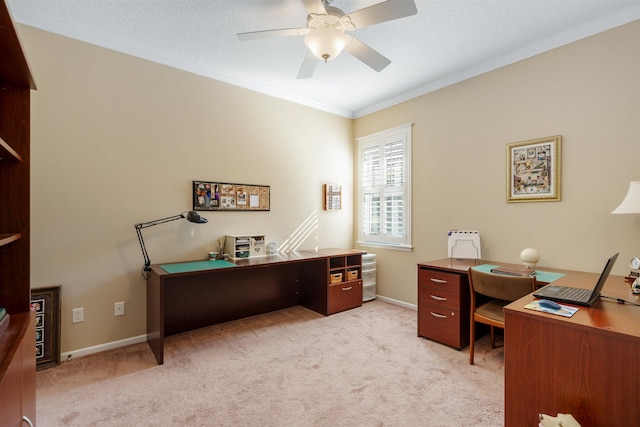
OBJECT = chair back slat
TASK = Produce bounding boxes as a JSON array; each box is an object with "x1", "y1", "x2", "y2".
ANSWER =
[{"x1": 469, "y1": 268, "x2": 535, "y2": 302}]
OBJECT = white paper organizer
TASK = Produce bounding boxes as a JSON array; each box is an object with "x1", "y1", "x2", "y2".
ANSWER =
[{"x1": 447, "y1": 230, "x2": 481, "y2": 260}]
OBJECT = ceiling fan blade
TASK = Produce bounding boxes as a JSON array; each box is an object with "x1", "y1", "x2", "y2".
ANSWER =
[
  {"x1": 237, "y1": 27, "x2": 308, "y2": 41},
  {"x1": 297, "y1": 50, "x2": 318, "y2": 79},
  {"x1": 347, "y1": 0, "x2": 417, "y2": 29},
  {"x1": 301, "y1": 0, "x2": 327, "y2": 16},
  {"x1": 344, "y1": 36, "x2": 391, "y2": 72}
]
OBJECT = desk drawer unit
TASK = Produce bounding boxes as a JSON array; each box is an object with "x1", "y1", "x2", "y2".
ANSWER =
[
  {"x1": 417, "y1": 266, "x2": 470, "y2": 349},
  {"x1": 328, "y1": 280, "x2": 363, "y2": 315}
]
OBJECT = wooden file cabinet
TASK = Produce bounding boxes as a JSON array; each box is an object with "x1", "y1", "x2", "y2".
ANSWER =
[
  {"x1": 327, "y1": 252, "x2": 363, "y2": 315},
  {"x1": 417, "y1": 262, "x2": 470, "y2": 349}
]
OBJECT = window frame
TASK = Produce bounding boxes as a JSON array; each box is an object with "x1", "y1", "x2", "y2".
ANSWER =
[{"x1": 356, "y1": 123, "x2": 412, "y2": 251}]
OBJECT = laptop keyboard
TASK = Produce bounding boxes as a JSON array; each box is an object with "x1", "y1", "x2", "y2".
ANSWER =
[{"x1": 555, "y1": 287, "x2": 590, "y2": 301}]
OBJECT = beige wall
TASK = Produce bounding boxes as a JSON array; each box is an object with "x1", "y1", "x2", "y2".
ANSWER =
[
  {"x1": 21, "y1": 26, "x2": 354, "y2": 354},
  {"x1": 20, "y1": 20, "x2": 640, "y2": 355},
  {"x1": 354, "y1": 21, "x2": 640, "y2": 304}
]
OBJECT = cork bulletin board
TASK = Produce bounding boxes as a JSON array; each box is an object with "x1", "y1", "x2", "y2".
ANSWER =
[{"x1": 193, "y1": 181, "x2": 270, "y2": 211}]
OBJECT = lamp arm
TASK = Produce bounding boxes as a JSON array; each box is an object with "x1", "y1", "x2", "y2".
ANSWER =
[
  {"x1": 135, "y1": 225, "x2": 152, "y2": 271},
  {"x1": 134, "y1": 214, "x2": 184, "y2": 271},
  {"x1": 133, "y1": 211, "x2": 206, "y2": 273},
  {"x1": 134, "y1": 214, "x2": 184, "y2": 229}
]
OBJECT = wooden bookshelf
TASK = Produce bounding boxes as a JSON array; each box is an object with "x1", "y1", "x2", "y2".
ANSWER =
[{"x1": 0, "y1": 0, "x2": 36, "y2": 424}]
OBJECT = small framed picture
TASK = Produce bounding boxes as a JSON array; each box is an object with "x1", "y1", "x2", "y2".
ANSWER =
[
  {"x1": 506, "y1": 135, "x2": 562, "y2": 202},
  {"x1": 31, "y1": 286, "x2": 61, "y2": 370},
  {"x1": 323, "y1": 184, "x2": 342, "y2": 210}
]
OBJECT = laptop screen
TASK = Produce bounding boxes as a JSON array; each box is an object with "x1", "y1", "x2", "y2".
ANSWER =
[{"x1": 587, "y1": 252, "x2": 619, "y2": 302}]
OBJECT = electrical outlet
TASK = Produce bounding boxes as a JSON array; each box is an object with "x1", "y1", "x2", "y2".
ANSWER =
[
  {"x1": 114, "y1": 301, "x2": 125, "y2": 316},
  {"x1": 72, "y1": 308, "x2": 84, "y2": 323}
]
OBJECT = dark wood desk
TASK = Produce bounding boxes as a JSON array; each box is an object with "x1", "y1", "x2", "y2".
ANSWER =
[
  {"x1": 146, "y1": 249, "x2": 363, "y2": 364},
  {"x1": 504, "y1": 269, "x2": 640, "y2": 426},
  {"x1": 419, "y1": 258, "x2": 640, "y2": 425}
]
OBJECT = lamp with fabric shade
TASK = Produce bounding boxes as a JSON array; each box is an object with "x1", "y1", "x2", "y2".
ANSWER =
[{"x1": 612, "y1": 181, "x2": 640, "y2": 214}]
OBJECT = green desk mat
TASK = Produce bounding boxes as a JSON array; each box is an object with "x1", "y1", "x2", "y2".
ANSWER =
[
  {"x1": 472, "y1": 264, "x2": 565, "y2": 283},
  {"x1": 160, "y1": 259, "x2": 237, "y2": 274}
]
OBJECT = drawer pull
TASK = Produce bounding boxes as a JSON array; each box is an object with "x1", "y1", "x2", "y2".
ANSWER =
[
  {"x1": 22, "y1": 416, "x2": 34, "y2": 427},
  {"x1": 430, "y1": 278, "x2": 447, "y2": 284},
  {"x1": 341, "y1": 286, "x2": 352, "y2": 291},
  {"x1": 430, "y1": 311, "x2": 447, "y2": 319},
  {"x1": 430, "y1": 295, "x2": 447, "y2": 301}
]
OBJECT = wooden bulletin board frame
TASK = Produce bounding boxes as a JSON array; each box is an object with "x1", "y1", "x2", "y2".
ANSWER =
[
  {"x1": 193, "y1": 181, "x2": 270, "y2": 211},
  {"x1": 31, "y1": 286, "x2": 61, "y2": 370}
]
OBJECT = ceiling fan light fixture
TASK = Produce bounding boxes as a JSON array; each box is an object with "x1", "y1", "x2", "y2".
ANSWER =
[{"x1": 304, "y1": 27, "x2": 348, "y2": 62}]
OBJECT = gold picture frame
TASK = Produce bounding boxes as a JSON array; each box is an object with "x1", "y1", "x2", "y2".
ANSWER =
[{"x1": 507, "y1": 135, "x2": 562, "y2": 203}]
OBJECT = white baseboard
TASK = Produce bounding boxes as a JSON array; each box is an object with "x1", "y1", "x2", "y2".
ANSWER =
[
  {"x1": 60, "y1": 298, "x2": 416, "y2": 361},
  {"x1": 61, "y1": 334, "x2": 148, "y2": 361},
  {"x1": 375, "y1": 295, "x2": 417, "y2": 310}
]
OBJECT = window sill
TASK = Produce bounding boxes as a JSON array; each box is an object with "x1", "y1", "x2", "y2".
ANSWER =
[{"x1": 357, "y1": 241, "x2": 413, "y2": 252}]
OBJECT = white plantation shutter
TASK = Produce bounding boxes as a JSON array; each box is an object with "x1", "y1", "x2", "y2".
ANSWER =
[
  {"x1": 384, "y1": 139, "x2": 404, "y2": 241},
  {"x1": 357, "y1": 124, "x2": 412, "y2": 250},
  {"x1": 362, "y1": 145, "x2": 381, "y2": 238}
]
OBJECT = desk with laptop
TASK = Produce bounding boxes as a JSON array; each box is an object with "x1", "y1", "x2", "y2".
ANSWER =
[
  {"x1": 420, "y1": 254, "x2": 639, "y2": 425},
  {"x1": 498, "y1": 252, "x2": 640, "y2": 426}
]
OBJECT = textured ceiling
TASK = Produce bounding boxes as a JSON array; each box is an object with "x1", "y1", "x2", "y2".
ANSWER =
[{"x1": 7, "y1": 0, "x2": 640, "y2": 118}]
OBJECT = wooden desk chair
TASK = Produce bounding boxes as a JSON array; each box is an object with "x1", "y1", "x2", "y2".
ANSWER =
[{"x1": 468, "y1": 268, "x2": 536, "y2": 365}]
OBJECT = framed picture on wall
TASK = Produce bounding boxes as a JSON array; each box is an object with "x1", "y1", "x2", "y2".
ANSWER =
[
  {"x1": 323, "y1": 184, "x2": 342, "y2": 211},
  {"x1": 31, "y1": 286, "x2": 61, "y2": 370},
  {"x1": 506, "y1": 135, "x2": 562, "y2": 202}
]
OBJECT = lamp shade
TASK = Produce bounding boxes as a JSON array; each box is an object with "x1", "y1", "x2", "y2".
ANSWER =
[
  {"x1": 185, "y1": 210, "x2": 208, "y2": 223},
  {"x1": 304, "y1": 27, "x2": 348, "y2": 62},
  {"x1": 612, "y1": 181, "x2": 640, "y2": 214}
]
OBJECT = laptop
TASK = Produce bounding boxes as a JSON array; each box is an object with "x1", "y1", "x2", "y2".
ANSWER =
[{"x1": 532, "y1": 253, "x2": 618, "y2": 307}]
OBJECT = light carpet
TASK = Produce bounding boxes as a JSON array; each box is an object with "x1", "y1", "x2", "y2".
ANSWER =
[{"x1": 36, "y1": 300, "x2": 504, "y2": 426}]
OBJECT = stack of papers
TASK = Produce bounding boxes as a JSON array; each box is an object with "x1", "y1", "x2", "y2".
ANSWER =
[{"x1": 490, "y1": 266, "x2": 536, "y2": 277}]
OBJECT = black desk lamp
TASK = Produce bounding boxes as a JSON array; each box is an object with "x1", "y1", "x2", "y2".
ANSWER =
[{"x1": 135, "y1": 211, "x2": 208, "y2": 272}]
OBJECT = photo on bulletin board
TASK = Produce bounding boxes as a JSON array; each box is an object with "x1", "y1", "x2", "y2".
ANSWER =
[
  {"x1": 506, "y1": 135, "x2": 561, "y2": 203},
  {"x1": 193, "y1": 181, "x2": 270, "y2": 211},
  {"x1": 31, "y1": 286, "x2": 61, "y2": 370}
]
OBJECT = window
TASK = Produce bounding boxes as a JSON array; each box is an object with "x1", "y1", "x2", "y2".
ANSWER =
[{"x1": 357, "y1": 123, "x2": 412, "y2": 250}]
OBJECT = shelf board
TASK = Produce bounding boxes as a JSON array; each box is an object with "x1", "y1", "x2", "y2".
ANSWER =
[
  {"x1": 0, "y1": 312, "x2": 31, "y2": 380},
  {"x1": 0, "y1": 137, "x2": 21, "y2": 162},
  {"x1": 0, "y1": 233, "x2": 21, "y2": 247}
]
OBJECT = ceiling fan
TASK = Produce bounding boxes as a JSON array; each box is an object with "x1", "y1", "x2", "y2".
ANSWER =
[{"x1": 237, "y1": 0, "x2": 417, "y2": 79}]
